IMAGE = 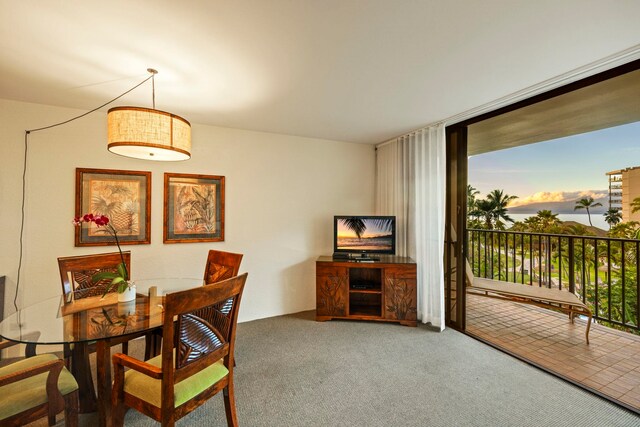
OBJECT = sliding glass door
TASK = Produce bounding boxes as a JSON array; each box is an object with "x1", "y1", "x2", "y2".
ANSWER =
[{"x1": 445, "y1": 126, "x2": 468, "y2": 330}]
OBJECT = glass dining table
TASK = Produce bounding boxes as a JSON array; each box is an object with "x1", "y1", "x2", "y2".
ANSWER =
[{"x1": 0, "y1": 277, "x2": 204, "y2": 427}]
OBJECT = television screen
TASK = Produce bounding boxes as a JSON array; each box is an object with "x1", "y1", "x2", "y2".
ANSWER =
[{"x1": 334, "y1": 216, "x2": 396, "y2": 255}]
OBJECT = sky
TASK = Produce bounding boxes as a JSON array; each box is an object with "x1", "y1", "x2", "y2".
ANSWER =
[
  {"x1": 468, "y1": 121, "x2": 640, "y2": 206},
  {"x1": 337, "y1": 218, "x2": 392, "y2": 238}
]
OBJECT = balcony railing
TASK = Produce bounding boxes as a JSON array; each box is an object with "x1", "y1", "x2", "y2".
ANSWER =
[{"x1": 467, "y1": 228, "x2": 640, "y2": 333}]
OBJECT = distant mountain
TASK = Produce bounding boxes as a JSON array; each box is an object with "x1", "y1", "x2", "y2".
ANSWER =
[
  {"x1": 508, "y1": 196, "x2": 608, "y2": 215},
  {"x1": 561, "y1": 221, "x2": 608, "y2": 236}
]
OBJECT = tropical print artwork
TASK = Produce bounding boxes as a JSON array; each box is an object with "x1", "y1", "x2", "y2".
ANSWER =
[
  {"x1": 164, "y1": 173, "x2": 224, "y2": 243},
  {"x1": 76, "y1": 168, "x2": 150, "y2": 246},
  {"x1": 88, "y1": 179, "x2": 141, "y2": 237},
  {"x1": 171, "y1": 180, "x2": 217, "y2": 234}
]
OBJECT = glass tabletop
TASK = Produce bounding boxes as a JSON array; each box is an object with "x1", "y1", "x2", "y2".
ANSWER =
[{"x1": 0, "y1": 277, "x2": 204, "y2": 345}]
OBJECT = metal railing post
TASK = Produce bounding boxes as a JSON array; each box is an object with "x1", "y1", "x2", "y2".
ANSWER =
[{"x1": 568, "y1": 237, "x2": 575, "y2": 294}]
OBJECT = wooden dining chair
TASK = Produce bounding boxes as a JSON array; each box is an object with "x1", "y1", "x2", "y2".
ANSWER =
[
  {"x1": 112, "y1": 273, "x2": 247, "y2": 427},
  {"x1": 0, "y1": 353, "x2": 79, "y2": 426},
  {"x1": 0, "y1": 276, "x2": 32, "y2": 360},
  {"x1": 0, "y1": 340, "x2": 21, "y2": 363},
  {"x1": 0, "y1": 339, "x2": 18, "y2": 357},
  {"x1": 57, "y1": 252, "x2": 156, "y2": 361},
  {"x1": 203, "y1": 250, "x2": 243, "y2": 284},
  {"x1": 0, "y1": 332, "x2": 41, "y2": 361},
  {"x1": 58, "y1": 251, "x2": 132, "y2": 300},
  {"x1": 203, "y1": 250, "x2": 244, "y2": 367},
  {"x1": 144, "y1": 250, "x2": 245, "y2": 360}
]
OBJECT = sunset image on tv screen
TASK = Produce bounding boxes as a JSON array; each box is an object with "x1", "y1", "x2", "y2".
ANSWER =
[{"x1": 336, "y1": 218, "x2": 393, "y2": 251}]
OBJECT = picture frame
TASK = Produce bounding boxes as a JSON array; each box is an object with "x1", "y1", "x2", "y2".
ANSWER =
[
  {"x1": 75, "y1": 168, "x2": 151, "y2": 246},
  {"x1": 163, "y1": 173, "x2": 225, "y2": 243}
]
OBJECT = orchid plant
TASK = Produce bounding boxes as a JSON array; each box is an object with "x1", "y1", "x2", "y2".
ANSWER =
[{"x1": 73, "y1": 213, "x2": 130, "y2": 296}]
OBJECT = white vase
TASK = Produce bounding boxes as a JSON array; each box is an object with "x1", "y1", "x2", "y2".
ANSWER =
[{"x1": 117, "y1": 284, "x2": 137, "y2": 302}]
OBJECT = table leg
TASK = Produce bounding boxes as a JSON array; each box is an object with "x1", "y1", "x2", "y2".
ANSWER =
[
  {"x1": 96, "y1": 339, "x2": 112, "y2": 427},
  {"x1": 70, "y1": 342, "x2": 97, "y2": 413},
  {"x1": 25, "y1": 343, "x2": 37, "y2": 357}
]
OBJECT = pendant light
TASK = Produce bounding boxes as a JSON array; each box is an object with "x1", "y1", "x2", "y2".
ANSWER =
[{"x1": 107, "y1": 69, "x2": 191, "y2": 161}]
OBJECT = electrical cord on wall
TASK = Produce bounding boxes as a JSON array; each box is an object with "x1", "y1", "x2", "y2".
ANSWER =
[{"x1": 14, "y1": 71, "x2": 157, "y2": 314}]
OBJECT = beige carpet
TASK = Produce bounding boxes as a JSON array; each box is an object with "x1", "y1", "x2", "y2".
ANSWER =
[{"x1": 22, "y1": 311, "x2": 640, "y2": 426}]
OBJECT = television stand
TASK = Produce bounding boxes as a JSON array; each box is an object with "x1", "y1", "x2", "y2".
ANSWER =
[{"x1": 315, "y1": 255, "x2": 417, "y2": 326}]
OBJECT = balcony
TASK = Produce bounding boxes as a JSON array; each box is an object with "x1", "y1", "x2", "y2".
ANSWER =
[
  {"x1": 467, "y1": 293, "x2": 640, "y2": 410},
  {"x1": 466, "y1": 228, "x2": 640, "y2": 412}
]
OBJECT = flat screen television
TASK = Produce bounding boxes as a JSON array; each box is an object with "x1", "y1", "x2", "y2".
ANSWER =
[{"x1": 333, "y1": 215, "x2": 396, "y2": 258}]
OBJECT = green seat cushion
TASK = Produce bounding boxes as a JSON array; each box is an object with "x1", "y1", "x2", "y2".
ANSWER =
[
  {"x1": 124, "y1": 354, "x2": 229, "y2": 408},
  {"x1": 0, "y1": 353, "x2": 79, "y2": 420}
]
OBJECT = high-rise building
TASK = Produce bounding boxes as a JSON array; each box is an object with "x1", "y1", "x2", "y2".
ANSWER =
[
  {"x1": 606, "y1": 170, "x2": 623, "y2": 211},
  {"x1": 606, "y1": 166, "x2": 640, "y2": 222}
]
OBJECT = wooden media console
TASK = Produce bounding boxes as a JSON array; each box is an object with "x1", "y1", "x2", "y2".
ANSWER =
[{"x1": 315, "y1": 256, "x2": 417, "y2": 326}]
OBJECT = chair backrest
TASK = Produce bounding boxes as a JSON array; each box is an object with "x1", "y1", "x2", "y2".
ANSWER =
[
  {"x1": 465, "y1": 259, "x2": 474, "y2": 287},
  {"x1": 57, "y1": 252, "x2": 131, "y2": 299},
  {"x1": 161, "y1": 273, "x2": 247, "y2": 395},
  {"x1": 203, "y1": 250, "x2": 243, "y2": 284}
]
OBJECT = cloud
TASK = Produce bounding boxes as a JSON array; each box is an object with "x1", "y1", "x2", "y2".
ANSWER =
[{"x1": 509, "y1": 190, "x2": 608, "y2": 207}]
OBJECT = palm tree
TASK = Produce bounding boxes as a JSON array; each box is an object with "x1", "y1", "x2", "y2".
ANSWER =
[
  {"x1": 535, "y1": 210, "x2": 560, "y2": 231},
  {"x1": 632, "y1": 196, "x2": 640, "y2": 214},
  {"x1": 536, "y1": 209, "x2": 558, "y2": 220},
  {"x1": 603, "y1": 208, "x2": 622, "y2": 229},
  {"x1": 563, "y1": 223, "x2": 593, "y2": 236},
  {"x1": 467, "y1": 185, "x2": 480, "y2": 212},
  {"x1": 521, "y1": 210, "x2": 562, "y2": 234},
  {"x1": 471, "y1": 199, "x2": 495, "y2": 229},
  {"x1": 608, "y1": 221, "x2": 640, "y2": 239},
  {"x1": 340, "y1": 217, "x2": 394, "y2": 239},
  {"x1": 468, "y1": 189, "x2": 518, "y2": 230},
  {"x1": 574, "y1": 196, "x2": 602, "y2": 227},
  {"x1": 509, "y1": 221, "x2": 528, "y2": 232},
  {"x1": 487, "y1": 189, "x2": 518, "y2": 229}
]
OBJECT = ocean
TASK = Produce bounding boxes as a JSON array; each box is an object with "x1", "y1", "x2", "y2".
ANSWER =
[
  {"x1": 337, "y1": 235, "x2": 393, "y2": 250},
  {"x1": 508, "y1": 213, "x2": 609, "y2": 231}
]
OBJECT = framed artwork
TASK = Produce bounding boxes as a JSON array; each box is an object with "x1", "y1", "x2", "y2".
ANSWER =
[
  {"x1": 163, "y1": 173, "x2": 225, "y2": 243},
  {"x1": 75, "y1": 168, "x2": 151, "y2": 246}
]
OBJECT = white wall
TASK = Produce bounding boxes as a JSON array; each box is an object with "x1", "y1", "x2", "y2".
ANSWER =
[{"x1": 0, "y1": 99, "x2": 375, "y2": 327}]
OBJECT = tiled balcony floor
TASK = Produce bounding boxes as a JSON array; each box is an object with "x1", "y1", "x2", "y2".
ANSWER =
[{"x1": 466, "y1": 292, "x2": 640, "y2": 412}]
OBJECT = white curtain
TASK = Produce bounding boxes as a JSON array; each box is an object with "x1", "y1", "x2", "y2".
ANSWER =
[{"x1": 375, "y1": 124, "x2": 446, "y2": 330}]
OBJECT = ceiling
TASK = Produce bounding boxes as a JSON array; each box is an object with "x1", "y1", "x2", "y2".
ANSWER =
[
  {"x1": 1, "y1": 1, "x2": 640, "y2": 144},
  {"x1": 468, "y1": 69, "x2": 640, "y2": 156}
]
